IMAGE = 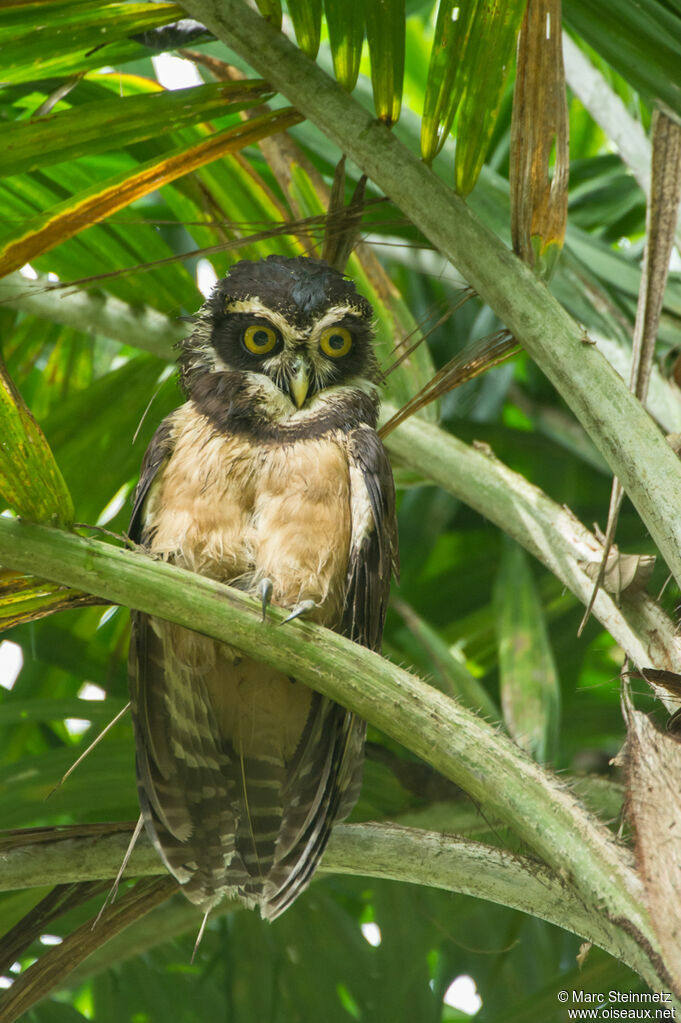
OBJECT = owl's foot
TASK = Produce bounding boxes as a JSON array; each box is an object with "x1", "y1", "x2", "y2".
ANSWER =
[
  {"x1": 257, "y1": 578, "x2": 274, "y2": 622},
  {"x1": 280, "y1": 600, "x2": 317, "y2": 625}
]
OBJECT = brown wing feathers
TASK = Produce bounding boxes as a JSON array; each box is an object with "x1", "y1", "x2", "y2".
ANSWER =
[
  {"x1": 342, "y1": 427, "x2": 398, "y2": 651},
  {"x1": 129, "y1": 620, "x2": 244, "y2": 904},
  {"x1": 261, "y1": 707, "x2": 365, "y2": 918}
]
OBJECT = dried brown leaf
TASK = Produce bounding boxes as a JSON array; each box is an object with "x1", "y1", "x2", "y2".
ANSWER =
[
  {"x1": 582, "y1": 550, "x2": 656, "y2": 597},
  {"x1": 510, "y1": 0, "x2": 569, "y2": 277}
]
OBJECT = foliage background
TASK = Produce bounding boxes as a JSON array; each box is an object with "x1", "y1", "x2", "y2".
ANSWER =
[{"x1": 1, "y1": 0, "x2": 681, "y2": 1019}]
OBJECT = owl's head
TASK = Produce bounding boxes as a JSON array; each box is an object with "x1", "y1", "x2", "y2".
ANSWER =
[{"x1": 179, "y1": 256, "x2": 379, "y2": 413}]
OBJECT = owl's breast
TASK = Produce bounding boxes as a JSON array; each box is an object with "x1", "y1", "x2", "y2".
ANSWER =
[
  {"x1": 144, "y1": 402, "x2": 352, "y2": 625},
  {"x1": 251, "y1": 436, "x2": 352, "y2": 624}
]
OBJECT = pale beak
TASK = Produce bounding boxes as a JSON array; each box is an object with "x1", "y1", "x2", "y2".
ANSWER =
[{"x1": 289, "y1": 360, "x2": 310, "y2": 408}]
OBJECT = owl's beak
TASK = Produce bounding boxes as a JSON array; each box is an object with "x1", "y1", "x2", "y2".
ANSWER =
[{"x1": 289, "y1": 359, "x2": 310, "y2": 408}]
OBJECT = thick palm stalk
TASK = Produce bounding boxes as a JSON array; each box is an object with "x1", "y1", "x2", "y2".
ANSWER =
[{"x1": 0, "y1": 516, "x2": 668, "y2": 991}]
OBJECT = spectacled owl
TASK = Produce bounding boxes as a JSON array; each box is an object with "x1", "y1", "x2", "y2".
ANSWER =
[{"x1": 128, "y1": 255, "x2": 398, "y2": 920}]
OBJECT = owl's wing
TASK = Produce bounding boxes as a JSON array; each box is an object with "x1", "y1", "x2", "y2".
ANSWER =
[
  {"x1": 128, "y1": 416, "x2": 175, "y2": 546},
  {"x1": 127, "y1": 417, "x2": 204, "y2": 876},
  {"x1": 259, "y1": 426, "x2": 398, "y2": 918},
  {"x1": 342, "y1": 424, "x2": 398, "y2": 651},
  {"x1": 129, "y1": 614, "x2": 260, "y2": 909},
  {"x1": 128, "y1": 418, "x2": 254, "y2": 908},
  {"x1": 309, "y1": 424, "x2": 398, "y2": 829}
]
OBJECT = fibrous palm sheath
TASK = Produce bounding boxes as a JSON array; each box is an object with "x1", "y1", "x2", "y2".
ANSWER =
[{"x1": 128, "y1": 256, "x2": 397, "y2": 918}]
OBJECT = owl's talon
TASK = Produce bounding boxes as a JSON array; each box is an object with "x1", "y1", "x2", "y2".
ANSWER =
[
  {"x1": 257, "y1": 578, "x2": 274, "y2": 622},
  {"x1": 280, "y1": 600, "x2": 317, "y2": 625}
]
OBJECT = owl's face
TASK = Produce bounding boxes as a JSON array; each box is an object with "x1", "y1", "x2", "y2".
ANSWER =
[{"x1": 180, "y1": 256, "x2": 379, "y2": 415}]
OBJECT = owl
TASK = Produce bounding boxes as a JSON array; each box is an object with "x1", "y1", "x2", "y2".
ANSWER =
[{"x1": 128, "y1": 255, "x2": 398, "y2": 920}]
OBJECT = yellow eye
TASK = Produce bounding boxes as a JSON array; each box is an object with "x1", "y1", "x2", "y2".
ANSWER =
[
  {"x1": 319, "y1": 326, "x2": 353, "y2": 359},
  {"x1": 243, "y1": 324, "x2": 278, "y2": 355}
]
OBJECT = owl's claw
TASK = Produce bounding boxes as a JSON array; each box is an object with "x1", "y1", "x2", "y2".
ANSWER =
[
  {"x1": 257, "y1": 578, "x2": 274, "y2": 622},
  {"x1": 280, "y1": 600, "x2": 317, "y2": 625}
]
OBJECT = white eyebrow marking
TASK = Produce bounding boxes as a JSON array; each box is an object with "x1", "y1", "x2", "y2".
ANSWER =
[
  {"x1": 308, "y1": 305, "x2": 365, "y2": 340},
  {"x1": 224, "y1": 298, "x2": 301, "y2": 338}
]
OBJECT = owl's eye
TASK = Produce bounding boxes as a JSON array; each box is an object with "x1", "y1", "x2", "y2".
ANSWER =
[
  {"x1": 243, "y1": 324, "x2": 279, "y2": 356},
  {"x1": 319, "y1": 326, "x2": 353, "y2": 359}
]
